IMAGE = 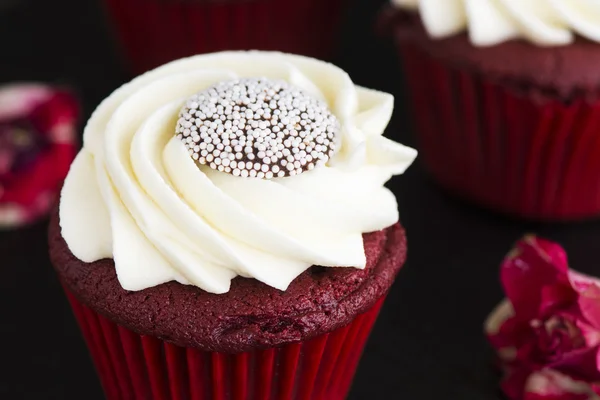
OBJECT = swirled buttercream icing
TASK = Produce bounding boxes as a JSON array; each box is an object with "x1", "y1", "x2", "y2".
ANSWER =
[
  {"x1": 392, "y1": 0, "x2": 600, "y2": 46},
  {"x1": 59, "y1": 51, "x2": 417, "y2": 294}
]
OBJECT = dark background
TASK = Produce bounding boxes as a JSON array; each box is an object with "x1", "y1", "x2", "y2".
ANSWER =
[{"x1": 2, "y1": 0, "x2": 600, "y2": 399}]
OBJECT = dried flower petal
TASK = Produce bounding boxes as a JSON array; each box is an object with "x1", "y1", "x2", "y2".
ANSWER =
[
  {"x1": 501, "y1": 236, "x2": 571, "y2": 322},
  {"x1": 0, "y1": 83, "x2": 78, "y2": 228},
  {"x1": 487, "y1": 236, "x2": 600, "y2": 400}
]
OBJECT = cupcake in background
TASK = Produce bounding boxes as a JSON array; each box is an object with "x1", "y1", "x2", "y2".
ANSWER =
[
  {"x1": 382, "y1": 0, "x2": 600, "y2": 221},
  {"x1": 0, "y1": 84, "x2": 78, "y2": 228},
  {"x1": 50, "y1": 51, "x2": 417, "y2": 399},
  {"x1": 103, "y1": 0, "x2": 347, "y2": 74}
]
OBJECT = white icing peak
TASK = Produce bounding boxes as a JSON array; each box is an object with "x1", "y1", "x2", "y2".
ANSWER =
[
  {"x1": 59, "y1": 51, "x2": 417, "y2": 294},
  {"x1": 392, "y1": 0, "x2": 600, "y2": 46}
]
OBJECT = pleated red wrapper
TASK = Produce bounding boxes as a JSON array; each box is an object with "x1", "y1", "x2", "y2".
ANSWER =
[
  {"x1": 399, "y1": 44, "x2": 600, "y2": 221},
  {"x1": 65, "y1": 290, "x2": 384, "y2": 400}
]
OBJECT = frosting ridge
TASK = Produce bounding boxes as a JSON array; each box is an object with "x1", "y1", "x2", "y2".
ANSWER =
[
  {"x1": 391, "y1": 0, "x2": 600, "y2": 46},
  {"x1": 60, "y1": 51, "x2": 416, "y2": 294}
]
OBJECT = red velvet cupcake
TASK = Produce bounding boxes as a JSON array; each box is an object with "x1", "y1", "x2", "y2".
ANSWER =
[
  {"x1": 103, "y1": 0, "x2": 347, "y2": 73},
  {"x1": 383, "y1": 0, "x2": 600, "y2": 221},
  {"x1": 51, "y1": 51, "x2": 417, "y2": 399}
]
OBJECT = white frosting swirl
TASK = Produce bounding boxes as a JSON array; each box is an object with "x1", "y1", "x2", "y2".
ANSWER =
[
  {"x1": 392, "y1": 0, "x2": 600, "y2": 46},
  {"x1": 59, "y1": 51, "x2": 416, "y2": 294}
]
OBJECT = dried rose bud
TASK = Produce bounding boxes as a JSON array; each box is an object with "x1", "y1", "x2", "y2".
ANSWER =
[{"x1": 0, "y1": 84, "x2": 79, "y2": 228}]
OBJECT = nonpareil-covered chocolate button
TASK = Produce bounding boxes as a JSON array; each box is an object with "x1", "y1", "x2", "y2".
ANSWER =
[{"x1": 175, "y1": 77, "x2": 339, "y2": 179}]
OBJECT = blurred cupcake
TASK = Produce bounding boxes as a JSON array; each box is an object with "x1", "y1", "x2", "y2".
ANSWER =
[
  {"x1": 382, "y1": 0, "x2": 600, "y2": 221},
  {"x1": 103, "y1": 0, "x2": 347, "y2": 73},
  {"x1": 0, "y1": 84, "x2": 78, "y2": 228},
  {"x1": 50, "y1": 51, "x2": 417, "y2": 399}
]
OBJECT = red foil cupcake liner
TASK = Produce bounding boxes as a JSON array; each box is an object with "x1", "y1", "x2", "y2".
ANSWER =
[
  {"x1": 102, "y1": 0, "x2": 346, "y2": 73},
  {"x1": 64, "y1": 287, "x2": 384, "y2": 400},
  {"x1": 398, "y1": 43, "x2": 600, "y2": 221}
]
